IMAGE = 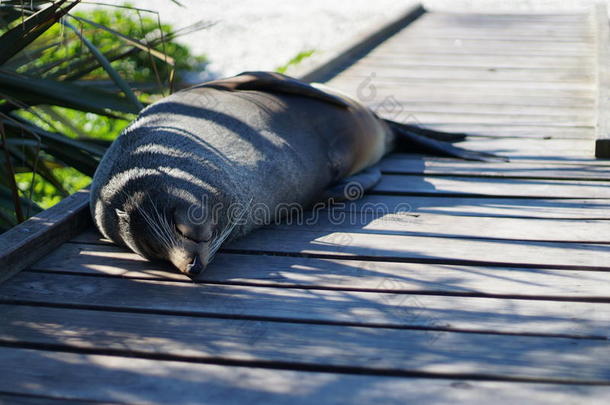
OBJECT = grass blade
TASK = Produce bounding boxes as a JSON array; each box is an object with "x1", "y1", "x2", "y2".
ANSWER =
[
  {"x1": 63, "y1": 20, "x2": 144, "y2": 111},
  {"x1": 0, "y1": 70, "x2": 142, "y2": 115},
  {"x1": 70, "y1": 15, "x2": 176, "y2": 66},
  {"x1": 0, "y1": 0, "x2": 79, "y2": 65}
]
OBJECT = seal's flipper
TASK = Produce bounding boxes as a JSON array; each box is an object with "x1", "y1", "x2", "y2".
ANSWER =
[
  {"x1": 387, "y1": 120, "x2": 508, "y2": 162},
  {"x1": 200, "y1": 71, "x2": 350, "y2": 109},
  {"x1": 384, "y1": 119, "x2": 467, "y2": 143},
  {"x1": 322, "y1": 167, "x2": 381, "y2": 202}
]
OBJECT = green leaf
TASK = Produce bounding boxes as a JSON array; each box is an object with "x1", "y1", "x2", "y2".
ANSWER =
[
  {"x1": 6, "y1": 144, "x2": 69, "y2": 196},
  {"x1": 2, "y1": 119, "x2": 102, "y2": 175},
  {"x1": 71, "y1": 15, "x2": 176, "y2": 66},
  {"x1": 0, "y1": 70, "x2": 142, "y2": 115},
  {"x1": 0, "y1": 0, "x2": 78, "y2": 65},
  {"x1": 63, "y1": 20, "x2": 144, "y2": 111}
]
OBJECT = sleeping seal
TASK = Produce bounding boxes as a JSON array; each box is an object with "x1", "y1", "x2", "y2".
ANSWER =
[{"x1": 90, "y1": 71, "x2": 498, "y2": 276}]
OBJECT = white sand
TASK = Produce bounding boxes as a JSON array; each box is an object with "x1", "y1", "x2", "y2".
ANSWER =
[
  {"x1": 77, "y1": 0, "x2": 606, "y2": 80},
  {"x1": 78, "y1": 0, "x2": 415, "y2": 79}
]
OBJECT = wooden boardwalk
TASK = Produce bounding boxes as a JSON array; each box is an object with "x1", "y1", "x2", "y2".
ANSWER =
[{"x1": 2, "y1": 5, "x2": 610, "y2": 404}]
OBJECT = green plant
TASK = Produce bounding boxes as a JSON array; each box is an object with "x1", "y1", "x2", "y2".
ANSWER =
[
  {"x1": 0, "y1": 0, "x2": 207, "y2": 231},
  {"x1": 276, "y1": 49, "x2": 315, "y2": 74}
]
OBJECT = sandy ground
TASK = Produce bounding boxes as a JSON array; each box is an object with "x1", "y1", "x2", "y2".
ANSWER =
[
  {"x1": 77, "y1": 0, "x2": 606, "y2": 80},
  {"x1": 78, "y1": 0, "x2": 416, "y2": 79}
]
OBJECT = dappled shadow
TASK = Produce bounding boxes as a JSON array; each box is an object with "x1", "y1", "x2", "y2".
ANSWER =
[
  {"x1": 1, "y1": 264, "x2": 610, "y2": 404},
  {"x1": 4, "y1": 5, "x2": 610, "y2": 400}
]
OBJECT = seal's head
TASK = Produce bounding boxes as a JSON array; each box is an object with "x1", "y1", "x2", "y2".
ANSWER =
[{"x1": 109, "y1": 189, "x2": 231, "y2": 277}]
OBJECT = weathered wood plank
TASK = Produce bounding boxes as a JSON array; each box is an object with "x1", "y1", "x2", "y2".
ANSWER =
[
  {"x1": 346, "y1": 64, "x2": 593, "y2": 83},
  {"x1": 379, "y1": 154, "x2": 609, "y2": 179},
  {"x1": 69, "y1": 207, "x2": 610, "y2": 246},
  {"x1": 4, "y1": 348, "x2": 609, "y2": 405},
  {"x1": 423, "y1": 12, "x2": 591, "y2": 24},
  {"x1": 402, "y1": 31, "x2": 593, "y2": 41},
  {"x1": 422, "y1": 124, "x2": 593, "y2": 139},
  {"x1": 458, "y1": 138, "x2": 597, "y2": 160},
  {"x1": 335, "y1": 74, "x2": 594, "y2": 90},
  {"x1": 56, "y1": 206, "x2": 610, "y2": 246},
  {"x1": 0, "y1": 189, "x2": 90, "y2": 285},
  {"x1": 68, "y1": 197, "x2": 610, "y2": 230},
  {"x1": 375, "y1": 175, "x2": 610, "y2": 198},
  {"x1": 365, "y1": 99, "x2": 593, "y2": 118},
  {"x1": 358, "y1": 53, "x2": 594, "y2": 69},
  {"x1": 30, "y1": 243, "x2": 610, "y2": 300},
  {"x1": 329, "y1": 77, "x2": 595, "y2": 99},
  {"x1": 368, "y1": 48, "x2": 594, "y2": 58},
  {"x1": 225, "y1": 228, "x2": 610, "y2": 270},
  {"x1": 366, "y1": 94, "x2": 594, "y2": 112},
  {"x1": 2, "y1": 272, "x2": 610, "y2": 337},
  {"x1": 380, "y1": 39, "x2": 595, "y2": 55},
  {"x1": 375, "y1": 110, "x2": 591, "y2": 126},
  {"x1": 269, "y1": 216, "x2": 610, "y2": 244},
  {"x1": 3, "y1": 304, "x2": 610, "y2": 381},
  {"x1": 594, "y1": 4, "x2": 610, "y2": 157}
]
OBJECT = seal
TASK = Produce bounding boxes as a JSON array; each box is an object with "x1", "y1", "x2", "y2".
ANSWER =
[{"x1": 90, "y1": 71, "x2": 499, "y2": 276}]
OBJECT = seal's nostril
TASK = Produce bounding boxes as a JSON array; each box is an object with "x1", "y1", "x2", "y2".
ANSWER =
[{"x1": 185, "y1": 256, "x2": 204, "y2": 276}]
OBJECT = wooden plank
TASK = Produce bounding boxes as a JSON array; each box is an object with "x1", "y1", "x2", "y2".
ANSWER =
[
  {"x1": 408, "y1": 26, "x2": 593, "y2": 38},
  {"x1": 379, "y1": 154, "x2": 610, "y2": 179},
  {"x1": 369, "y1": 48, "x2": 594, "y2": 58},
  {"x1": 30, "y1": 243, "x2": 610, "y2": 299},
  {"x1": 403, "y1": 31, "x2": 593, "y2": 41},
  {"x1": 339, "y1": 195, "x2": 610, "y2": 218},
  {"x1": 224, "y1": 229, "x2": 610, "y2": 270},
  {"x1": 374, "y1": 175, "x2": 610, "y2": 199},
  {"x1": 3, "y1": 304, "x2": 610, "y2": 381},
  {"x1": 458, "y1": 138, "x2": 596, "y2": 160},
  {"x1": 364, "y1": 92, "x2": 594, "y2": 110},
  {"x1": 68, "y1": 196, "x2": 610, "y2": 227},
  {"x1": 594, "y1": 4, "x2": 610, "y2": 157},
  {"x1": 329, "y1": 78, "x2": 595, "y2": 99},
  {"x1": 3, "y1": 348, "x2": 609, "y2": 405},
  {"x1": 364, "y1": 100, "x2": 593, "y2": 120},
  {"x1": 424, "y1": 12, "x2": 591, "y2": 24},
  {"x1": 335, "y1": 74, "x2": 594, "y2": 90},
  {"x1": 380, "y1": 38, "x2": 595, "y2": 54},
  {"x1": 0, "y1": 189, "x2": 90, "y2": 285},
  {"x1": 53, "y1": 206, "x2": 610, "y2": 247},
  {"x1": 69, "y1": 206, "x2": 610, "y2": 246},
  {"x1": 420, "y1": 124, "x2": 593, "y2": 139},
  {"x1": 2, "y1": 272, "x2": 610, "y2": 337},
  {"x1": 345, "y1": 65, "x2": 594, "y2": 85},
  {"x1": 266, "y1": 216, "x2": 610, "y2": 244},
  {"x1": 374, "y1": 110, "x2": 591, "y2": 126},
  {"x1": 365, "y1": 110, "x2": 592, "y2": 126},
  {"x1": 358, "y1": 53, "x2": 595, "y2": 69}
]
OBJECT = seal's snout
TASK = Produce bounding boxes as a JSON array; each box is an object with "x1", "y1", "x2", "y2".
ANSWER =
[{"x1": 185, "y1": 255, "x2": 205, "y2": 276}]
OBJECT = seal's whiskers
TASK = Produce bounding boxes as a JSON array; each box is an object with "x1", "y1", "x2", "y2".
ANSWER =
[{"x1": 207, "y1": 198, "x2": 253, "y2": 262}]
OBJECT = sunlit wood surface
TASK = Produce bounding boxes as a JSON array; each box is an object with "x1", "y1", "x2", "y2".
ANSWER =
[{"x1": 2, "y1": 7, "x2": 610, "y2": 404}]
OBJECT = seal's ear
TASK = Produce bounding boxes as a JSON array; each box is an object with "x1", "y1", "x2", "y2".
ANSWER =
[
  {"x1": 322, "y1": 167, "x2": 382, "y2": 202},
  {"x1": 202, "y1": 71, "x2": 350, "y2": 109}
]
